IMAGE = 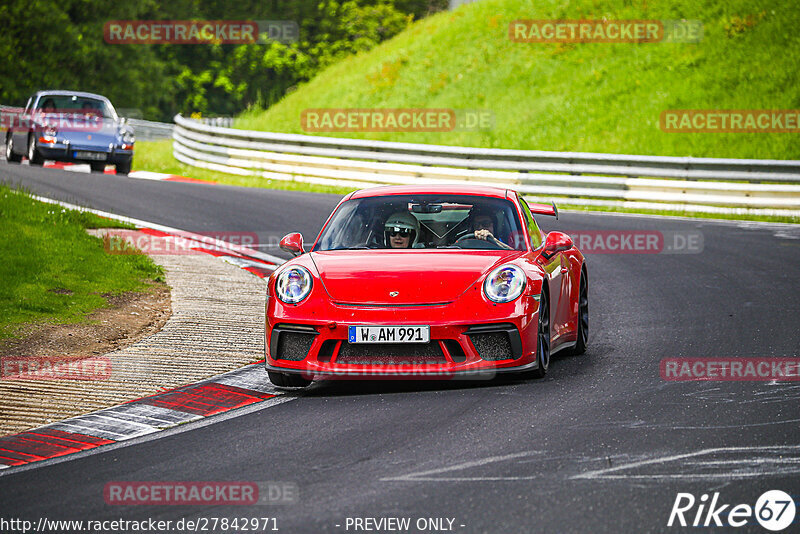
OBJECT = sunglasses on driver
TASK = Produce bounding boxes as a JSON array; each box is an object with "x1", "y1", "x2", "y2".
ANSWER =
[{"x1": 387, "y1": 229, "x2": 411, "y2": 237}]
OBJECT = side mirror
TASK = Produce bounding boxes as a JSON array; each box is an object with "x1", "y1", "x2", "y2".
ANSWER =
[
  {"x1": 279, "y1": 232, "x2": 304, "y2": 256},
  {"x1": 542, "y1": 231, "x2": 573, "y2": 259}
]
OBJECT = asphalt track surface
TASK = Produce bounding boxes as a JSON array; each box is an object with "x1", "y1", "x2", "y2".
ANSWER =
[{"x1": 1, "y1": 163, "x2": 799, "y2": 533}]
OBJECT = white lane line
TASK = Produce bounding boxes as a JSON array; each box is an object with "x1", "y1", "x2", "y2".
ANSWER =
[
  {"x1": 681, "y1": 458, "x2": 800, "y2": 465},
  {"x1": 381, "y1": 451, "x2": 542, "y2": 482},
  {"x1": 572, "y1": 445, "x2": 800, "y2": 481},
  {"x1": 26, "y1": 193, "x2": 286, "y2": 265},
  {"x1": 573, "y1": 472, "x2": 800, "y2": 480}
]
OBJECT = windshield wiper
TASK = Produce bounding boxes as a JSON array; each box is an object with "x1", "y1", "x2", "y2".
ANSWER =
[{"x1": 330, "y1": 245, "x2": 378, "y2": 250}]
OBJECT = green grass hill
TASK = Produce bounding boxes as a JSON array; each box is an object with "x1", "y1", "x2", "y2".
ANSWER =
[{"x1": 234, "y1": 0, "x2": 800, "y2": 159}]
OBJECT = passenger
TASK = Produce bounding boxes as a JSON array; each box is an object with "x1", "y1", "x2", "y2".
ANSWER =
[
  {"x1": 384, "y1": 211, "x2": 419, "y2": 249},
  {"x1": 40, "y1": 99, "x2": 56, "y2": 113}
]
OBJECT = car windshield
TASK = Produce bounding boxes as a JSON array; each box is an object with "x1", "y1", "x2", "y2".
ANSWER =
[
  {"x1": 34, "y1": 95, "x2": 116, "y2": 119},
  {"x1": 314, "y1": 194, "x2": 527, "y2": 251}
]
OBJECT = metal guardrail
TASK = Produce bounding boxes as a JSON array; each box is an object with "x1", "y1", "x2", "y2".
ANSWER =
[
  {"x1": 172, "y1": 114, "x2": 800, "y2": 216},
  {"x1": 127, "y1": 118, "x2": 174, "y2": 141}
]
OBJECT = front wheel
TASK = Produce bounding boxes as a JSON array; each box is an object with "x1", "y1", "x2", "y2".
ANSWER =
[
  {"x1": 268, "y1": 370, "x2": 311, "y2": 388},
  {"x1": 5, "y1": 136, "x2": 21, "y2": 163},
  {"x1": 527, "y1": 288, "x2": 550, "y2": 379},
  {"x1": 90, "y1": 161, "x2": 107, "y2": 173},
  {"x1": 27, "y1": 136, "x2": 43, "y2": 165},
  {"x1": 116, "y1": 159, "x2": 131, "y2": 175}
]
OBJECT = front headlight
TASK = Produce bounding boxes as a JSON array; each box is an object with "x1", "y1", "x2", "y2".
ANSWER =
[
  {"x1": 121, "y1": 131, "x2": 135, "y2": 144},
  {"x1": 483, "y1": 264, "x2": 526, "y2": 303},
  {"x1": 275, "y1": 266, "x2": 313, "y2": 304}
]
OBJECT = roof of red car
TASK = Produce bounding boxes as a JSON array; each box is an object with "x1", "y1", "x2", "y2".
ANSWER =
[{"x1": 348, "y1": 184, "x2": 512, "y2": 199}]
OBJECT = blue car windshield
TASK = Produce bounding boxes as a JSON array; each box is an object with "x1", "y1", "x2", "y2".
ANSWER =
[
  {"x1": 314, "y1": 194, "x2": 527, "y2": 251},
  {"x1": 35, "y1": 96, "x2": 116, "y2": 119}
]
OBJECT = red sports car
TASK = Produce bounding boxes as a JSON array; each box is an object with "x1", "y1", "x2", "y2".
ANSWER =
[{"x1": 265, "y1": 185, "x2": 588, "y2": 387}]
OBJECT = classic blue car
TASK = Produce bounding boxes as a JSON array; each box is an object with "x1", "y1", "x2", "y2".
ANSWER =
[{"x1": 4, "y1": 90, "x2": 134, "y2": 174}]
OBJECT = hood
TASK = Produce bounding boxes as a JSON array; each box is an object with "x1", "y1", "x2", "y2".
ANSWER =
[
  {"x1": 57, "y1": 118, "x2": 124, "y2": 146},
  {"x1": 310, "y1": 250, "x2": 521, "y2": 305}
]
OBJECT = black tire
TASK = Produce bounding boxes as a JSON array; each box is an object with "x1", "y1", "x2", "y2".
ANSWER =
[
  {"x1": 116, "y1": 159, "x2": 131, "y2": 175},
  {"x1": 27, "y1": 135, "x2": 43, "y2": 165},
  {"x1": 268, "y1": 370, "x2": 311, "y2": 388},
  {"x1": 5, "y1": 136, "x2": 21, "y2": 163},
  {"x1": 528, "y1": 287, "x2": 551, "y2": 379},
  {"x1": 570, "y1": 269, "x2": 588, "y2": 356},
  {"x1": 90, "y1": 161, "x2": 107, "y2": 173}
]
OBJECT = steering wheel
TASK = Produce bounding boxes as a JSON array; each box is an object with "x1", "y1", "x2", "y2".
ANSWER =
[
  {"x1": 455, "y1": 233, "x2": 476, "y2": 242},
  {"x1": 453, "y1": 233, "x2": 506, "y2": 250}
]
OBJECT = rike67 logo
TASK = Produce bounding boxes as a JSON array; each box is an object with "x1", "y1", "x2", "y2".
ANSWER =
[{"x1": 668, "y1": 490, "x2": 796, "y2": 531}]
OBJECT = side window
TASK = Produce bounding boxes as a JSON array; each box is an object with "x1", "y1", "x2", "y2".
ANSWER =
[{"x1": 520, "y1": 199, "x2": 543, "y2": 248}]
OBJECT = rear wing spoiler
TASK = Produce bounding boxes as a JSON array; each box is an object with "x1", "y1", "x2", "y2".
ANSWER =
[{"x1": 528, "y1": 201, "x2": 558, "y2": 219}]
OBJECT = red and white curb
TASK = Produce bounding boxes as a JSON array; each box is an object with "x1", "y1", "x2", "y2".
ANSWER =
[
  {"x1": 43, "y1": 161, "x2": 115, "y2": 174},
  {"x1": 0, "y1": 195, "x2": 290, "y2": 472},
  {"x1": 37, "y1": 161, "x2": 214, "y2": 184},
  {"x1": 128, "y1": 170, "x2": 215, "y2": 184},
  {"x1": 0, "y1": 363, "x2": 284, "y2": 471}
]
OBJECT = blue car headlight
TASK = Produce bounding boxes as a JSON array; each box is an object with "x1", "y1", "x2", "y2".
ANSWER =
[
  {"x1": 483, "y1": 264, "x2": 526, "y2": 303},
  {"x1": 275, "y1": 266, "x2": 313, "y2": 304}
]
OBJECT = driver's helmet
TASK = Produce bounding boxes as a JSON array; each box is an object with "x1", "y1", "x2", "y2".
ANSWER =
[{"x1": 384, "y1": 210, "x2": 420, "y2": 248}]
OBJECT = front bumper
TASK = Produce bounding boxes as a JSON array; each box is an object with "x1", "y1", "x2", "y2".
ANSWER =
[
  {"x1": 265, "y1": 296, "x2": 540, "y2": 379},
  {"x1": 36, "y1": 141, "x2": 132, "y2": 165}
]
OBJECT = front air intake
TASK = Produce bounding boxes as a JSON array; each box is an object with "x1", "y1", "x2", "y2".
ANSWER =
[
  {"x1": 336, "y1": 342, "x2": 446, "y2": 365},
  {"x1": 271, "y1": 324, "x2": 317, "y2": 361},
  {"x1": 466, "y1": 324, "x2": 522, "y2": 361}
]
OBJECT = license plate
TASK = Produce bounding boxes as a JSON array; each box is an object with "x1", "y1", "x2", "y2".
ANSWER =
[
  {"x1": 348, "y1": 325, "x2": 430, "y2": 344},
  {"x1": 74, "y1": 151, "x2": 106, "y2": 161}
]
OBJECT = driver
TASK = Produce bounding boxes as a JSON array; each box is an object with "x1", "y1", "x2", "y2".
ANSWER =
[
  {"x1": 470, "y1": 206, "x2": 513, "y2": 250},
  {"x1": 40, "y1": 99, "x2": 56, "y2": 113},
  {"x1": 384, "y1": 211, "x2": 419, "y2": 249}
]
